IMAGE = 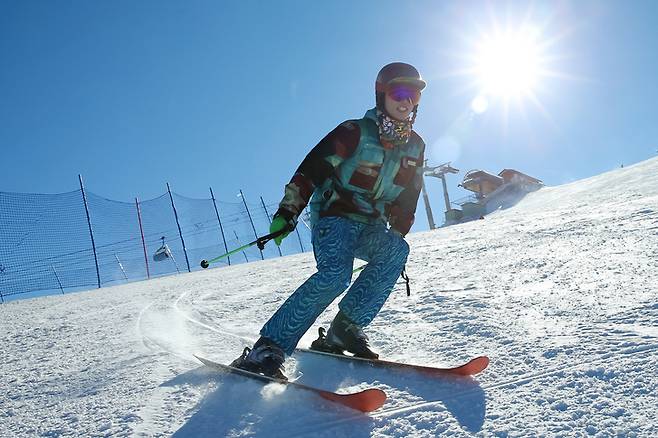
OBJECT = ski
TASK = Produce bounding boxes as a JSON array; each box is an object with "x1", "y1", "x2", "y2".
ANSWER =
[
  {"x1": 194, "y1": 354, "x2": 387, "y2": 413},
  {"x1": 296, "y1": 348, "x2": 490, "y2": 377}
]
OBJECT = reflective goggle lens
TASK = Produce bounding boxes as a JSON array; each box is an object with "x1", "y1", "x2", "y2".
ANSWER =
[{"x1": 388, "y1": 85, "x2": 421, "y2": 103}]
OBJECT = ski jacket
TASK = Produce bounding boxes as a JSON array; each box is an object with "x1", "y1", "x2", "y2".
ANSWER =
[{"x1": 276, "y1": 108, "x2": 425, "y2": 236}]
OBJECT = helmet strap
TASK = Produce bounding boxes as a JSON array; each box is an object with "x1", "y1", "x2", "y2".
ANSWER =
[{"x1": 410, "y1": 104, "x2": 418, "y2": 126}]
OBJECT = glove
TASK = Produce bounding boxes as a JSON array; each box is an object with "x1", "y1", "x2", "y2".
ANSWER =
[{"x1": 270, "y1": 212, "x2": 296, "y2": 246}]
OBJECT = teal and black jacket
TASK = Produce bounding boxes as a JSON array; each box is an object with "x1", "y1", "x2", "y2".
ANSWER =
[{"x1": 277, "y1": 108, "x2": 425, "y2": 236}]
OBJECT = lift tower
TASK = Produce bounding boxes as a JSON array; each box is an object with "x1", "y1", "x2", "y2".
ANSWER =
[{"x1": 422, "y1": 162, "x2": 460, "y2": 229}]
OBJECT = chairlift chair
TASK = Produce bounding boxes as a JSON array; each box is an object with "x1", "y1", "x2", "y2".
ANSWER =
[
  {"x1": 153, "y1": 236, "x2": 173, "y2": 262},
  {"x1": 153, "y1": 236, "x2": 180, "y2": 273}
]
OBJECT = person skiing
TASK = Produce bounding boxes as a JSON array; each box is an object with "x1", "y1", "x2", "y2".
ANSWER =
[{"x1": 231, "y1": 62, "x2": 427, "y2": 380}]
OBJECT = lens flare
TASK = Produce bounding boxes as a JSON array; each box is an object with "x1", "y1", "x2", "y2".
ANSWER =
[
  {"x1": 471, "y1": 95, "x2": 489, "y2": 114},
  {"x1": 430, "y1": 136, "x2": 463, "y2": 164}
]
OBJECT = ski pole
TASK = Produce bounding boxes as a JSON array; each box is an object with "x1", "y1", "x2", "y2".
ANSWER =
[{"x1": 200, "y1": 229, "x2": 288, "y2": 269}]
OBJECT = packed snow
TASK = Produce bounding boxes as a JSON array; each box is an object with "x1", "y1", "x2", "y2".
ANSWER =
[{"x1": 1, "y1": 157, "x2": 657, "y2": 437}]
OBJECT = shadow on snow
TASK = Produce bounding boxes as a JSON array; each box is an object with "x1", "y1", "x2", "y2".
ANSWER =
[
  {"x1": 167, "y1": 353, "x2": 487, "y2": 437},
  {"x1": 296, "y1": 353, "x2": 487, "y2": 433}
]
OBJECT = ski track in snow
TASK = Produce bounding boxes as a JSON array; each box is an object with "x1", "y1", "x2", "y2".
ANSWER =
[
  {"x1": 170, "y1": 286, "x2": 658, "y2": 437},
  {"x1": 1, "y1": 157, "x2": 658, "y2": 437}
]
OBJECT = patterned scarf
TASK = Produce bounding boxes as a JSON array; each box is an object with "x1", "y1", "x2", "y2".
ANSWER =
[{"x1": 377, "y1": 109, "x2": 415, "y2": 149}]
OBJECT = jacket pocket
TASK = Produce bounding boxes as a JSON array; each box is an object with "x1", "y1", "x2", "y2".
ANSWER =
[
  {"x1": 393, "y1": 156, "x2": 421, "y2": 186},
  {"x1": 348, "y1": 164, "x2": 380, "y2": 191}
]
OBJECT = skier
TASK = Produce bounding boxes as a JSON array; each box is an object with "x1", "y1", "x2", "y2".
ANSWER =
[{"x1": 232, "y1": 62, "x2": 427, "y2": 380}]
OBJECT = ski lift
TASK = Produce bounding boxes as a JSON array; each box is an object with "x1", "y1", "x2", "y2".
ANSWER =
[
  {"x1": 153, "y1": 236, "x2": 173, "y2": 262},
  {"x1": 153, "y1": 236, "x2": 180, "y2": 272}
]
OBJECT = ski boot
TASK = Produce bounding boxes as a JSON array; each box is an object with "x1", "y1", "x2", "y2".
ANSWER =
[
  {"x1": 230, "y1": 337, "x2": 288, "y2": 381},
  {"x1": 310, "y1": 311, "x2": 379, "y2": 360}
]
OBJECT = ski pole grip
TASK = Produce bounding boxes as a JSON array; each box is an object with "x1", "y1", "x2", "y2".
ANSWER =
[{"x1": 256, "y1": 228, "x2": 288, "y2": 250}]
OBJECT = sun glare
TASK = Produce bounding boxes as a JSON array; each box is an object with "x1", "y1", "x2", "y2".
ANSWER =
[
  {"x1": 475, "y1": 27, "x2": 542, "y2": 98},
  {"x1": 426, "y1": 8, "x2": 574, "y2": 160}
]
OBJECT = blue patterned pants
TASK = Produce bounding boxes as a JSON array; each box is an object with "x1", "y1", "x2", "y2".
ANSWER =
[{"x1": 260, "y1": 216, "x2": 410, "y2": 355}]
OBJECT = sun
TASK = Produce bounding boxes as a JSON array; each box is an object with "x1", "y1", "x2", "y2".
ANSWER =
[
  {"x1": 454, "y1": 16, "x2": 572, "y2": 125},
  {"x1": 475, "y1": 27, "x2": 543, "y2": 99},
  {"x1": 430, "y1": 6, "x2": 577, "y2": 154}
]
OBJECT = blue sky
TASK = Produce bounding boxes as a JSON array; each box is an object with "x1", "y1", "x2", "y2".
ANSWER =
[{"x1": 2, "y1": 0, "x2": 658, "y2": 232}]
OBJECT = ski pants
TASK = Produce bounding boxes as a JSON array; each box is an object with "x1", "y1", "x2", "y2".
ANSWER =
[{"x1": 260, "y1": 216, "x2": 410, "y2": 355}]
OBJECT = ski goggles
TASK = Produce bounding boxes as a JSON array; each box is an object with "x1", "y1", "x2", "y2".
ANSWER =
[{"x1": 387, "y1": 84, "x2": 422, "y2": 104}]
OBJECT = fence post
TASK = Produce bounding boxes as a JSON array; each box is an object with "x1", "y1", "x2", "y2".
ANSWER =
[
  {"x1": 295, "y1": 227, "x2": 305, "y2": 253},
  {"x1": 79, "y1": 175, "x2": 101, "y2": 289},
  {"x1": 135, "y1": 197, "x2": 150, "y2": 279},
  {"x1": 167, "y1": 183, "x2": 191, "y2": 273},
  {"x1": 210, "y1": 187, "x2": 230, "y2": 266},
  {"x1": 0, "y1": 263, "x2": 4, "y2": 302},
  {"x1": 260, "y1": 196, "x2": 282, "y2": 257},
  {"x1": 51, "y1": 265, "x2": 64, "y2": 294},
  {"x1": 294, "y1": 210, "x2": 306, "y2": 253},
  {"x1": 233, "y1": 230, "x2": 250, "y2": 263},
  {"x1": 292, "y1": 210, "x2": 307, "y2": 253},
  {"x1": 115, "y1": 254, "x2": 128, "y2": 280},
  {"x1": 239, "y1": 190, "x2": 263, "y2": 260}
]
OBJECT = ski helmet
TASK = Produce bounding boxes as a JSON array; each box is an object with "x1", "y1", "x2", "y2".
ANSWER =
[{"x1": 375, "y1": 62, "x2": 426, "y2": 111}]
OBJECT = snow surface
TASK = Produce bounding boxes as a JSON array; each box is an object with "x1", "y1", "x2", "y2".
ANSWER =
[{"x1": 2, "y1": 157, "x2": 658, "y2": 437}]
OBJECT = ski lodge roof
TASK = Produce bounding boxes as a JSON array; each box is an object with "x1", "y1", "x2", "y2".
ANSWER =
[
  {"x1": 459, "y1": 170, "x2": 504, "y2": 196},
  {"x1": 498, "y1": 169, "x2": 544, "y2": 186}
]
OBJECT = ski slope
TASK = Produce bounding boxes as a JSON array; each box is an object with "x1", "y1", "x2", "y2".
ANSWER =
[{"x1": 1, "y1": 157, "x2": 657, "y2": 437}]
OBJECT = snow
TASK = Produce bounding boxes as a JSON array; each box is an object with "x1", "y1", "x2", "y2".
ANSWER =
[{"x1": 2, "y1": 157, "x2": 658, "y2": 437}]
